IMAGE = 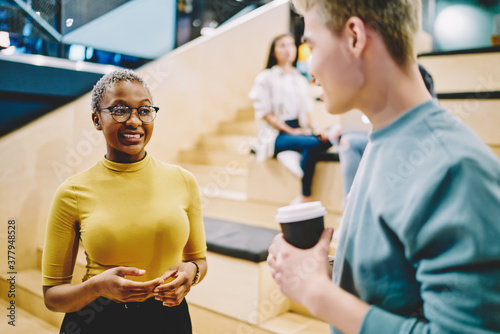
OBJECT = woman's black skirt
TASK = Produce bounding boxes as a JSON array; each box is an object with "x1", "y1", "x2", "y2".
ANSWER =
[{"x1": 59, "y1": 297, "x2": 192, "y2": 334}]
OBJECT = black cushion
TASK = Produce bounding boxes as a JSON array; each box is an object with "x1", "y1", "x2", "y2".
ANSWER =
[{"x1": 204, "y1": 217, "x2": 280, "y2": 263}]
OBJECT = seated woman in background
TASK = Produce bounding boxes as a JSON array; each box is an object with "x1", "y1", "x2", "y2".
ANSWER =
[
  {"x1": 42, "y1": 69, "x2": 207, "y2": 334},
  {"x1": 249, "y1": 33, "x2": 330, "y2": 203}
]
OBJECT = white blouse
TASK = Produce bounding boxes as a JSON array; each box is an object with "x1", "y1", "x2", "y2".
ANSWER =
[{"x1": 248, "y1": 65, "x2": 313, "y2": 161}]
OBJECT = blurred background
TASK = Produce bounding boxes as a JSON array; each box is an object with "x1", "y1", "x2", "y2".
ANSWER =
[{"x1": 1, "y1": 0, "x2": 499, "y2": 136}]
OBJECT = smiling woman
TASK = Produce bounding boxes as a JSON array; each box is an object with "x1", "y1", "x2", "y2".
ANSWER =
[
  {"x1": 41, "y1": 69, "x2": 207, "y2": 334},
  {"x1": 93, "y1": 79, "x2": 155, "y2": 163}
]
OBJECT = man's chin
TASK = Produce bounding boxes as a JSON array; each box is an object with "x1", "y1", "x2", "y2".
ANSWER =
[{"x1": 326, "y1": 102, "x2": 349, "y2": 116}]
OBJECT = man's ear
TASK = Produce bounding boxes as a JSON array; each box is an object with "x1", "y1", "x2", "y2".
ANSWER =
[
  {"x1": 92, "y1": 113, "x2": 102, "y2": 130},
  {"x1": 344, "y1": 17, "x2": 367, "y2": 58}
]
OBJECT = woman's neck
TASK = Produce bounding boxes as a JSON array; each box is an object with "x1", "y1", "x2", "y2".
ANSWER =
[{"x1": 277, "y1": 62, "x2": 294, "y2": 73}]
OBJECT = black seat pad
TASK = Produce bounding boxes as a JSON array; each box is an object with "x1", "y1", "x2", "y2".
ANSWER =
[{"x1": 204, "y1": 217, "x2": 280, "y2": 263}]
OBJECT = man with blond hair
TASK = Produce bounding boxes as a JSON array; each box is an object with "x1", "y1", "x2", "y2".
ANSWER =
[{"x1": 267, "y1": 1, "x2": 500, "y2": 333}]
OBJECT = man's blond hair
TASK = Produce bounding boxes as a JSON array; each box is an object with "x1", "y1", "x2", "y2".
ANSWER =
[{"x1": 292, "y1": 0, "x2": 421, "y2": 66}]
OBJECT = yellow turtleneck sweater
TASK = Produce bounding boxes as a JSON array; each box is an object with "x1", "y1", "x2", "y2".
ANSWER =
[{"x1": 42, "y1": 153, "x2": 206, "y2": 286}]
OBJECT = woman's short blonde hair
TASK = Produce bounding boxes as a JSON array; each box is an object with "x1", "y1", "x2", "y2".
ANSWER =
[
  {"x1": 91, "y1": 69, "x2": 152, "y2": 113},
  {"x1": 292, "y1": 0, "x2": 421, "y2": 66}
]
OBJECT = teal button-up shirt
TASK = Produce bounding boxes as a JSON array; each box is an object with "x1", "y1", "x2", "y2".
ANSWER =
[{"x1": 333, "y1": 100, "x2": 500, "y2": 333}]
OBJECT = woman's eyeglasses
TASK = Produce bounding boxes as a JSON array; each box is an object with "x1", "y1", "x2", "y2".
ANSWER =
[{"x1": 98, "y1": 105, "x2": 159, "y2": 123}]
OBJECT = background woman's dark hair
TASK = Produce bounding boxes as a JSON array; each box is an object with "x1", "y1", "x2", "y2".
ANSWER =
[
  {"x1": 418, "y1": 64, "x2": 437, "y2": 99},
  {"x1": 265, "y1": 33, "x2": 298, "y2": 69}
]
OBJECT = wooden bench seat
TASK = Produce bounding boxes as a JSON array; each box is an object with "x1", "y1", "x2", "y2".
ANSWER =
[
  {"x1": 247, "y1": 156, "x2": 345, "y2": 214},
  {"x1": 187, "y1": 217, "x2": 288, "y2": 325}
]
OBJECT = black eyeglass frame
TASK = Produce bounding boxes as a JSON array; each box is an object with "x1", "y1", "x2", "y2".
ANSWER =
[{"x1": 98, "y1": 105, "x2": 159, "y2": 123}]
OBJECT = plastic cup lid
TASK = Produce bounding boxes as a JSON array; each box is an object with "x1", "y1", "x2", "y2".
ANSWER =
[{"x1": 275, "y1": 201, "x2": 326, "y2": 223}]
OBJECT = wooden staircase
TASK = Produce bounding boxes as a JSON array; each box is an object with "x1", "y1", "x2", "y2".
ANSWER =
[
  {"x1": 0, "y1": 297, "x2": 57, "y2": 334},
  {"x1": 178, "y1": 101, "x2": 343, "y2": 227},
  {"x1": 418, "y1": 47, "x2": 500, "y2": 159},
  {"x1": 177, "y1": 101, "x2": 339, "y2": 334}
]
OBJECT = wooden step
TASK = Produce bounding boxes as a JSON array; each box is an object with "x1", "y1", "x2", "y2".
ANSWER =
[
  {"x1": 0, "y1": 269, "x2": 64, "y2": 329},
  {"x1": 178, "y1": 149, "x2": 252, "y2": 168},
  {"x1": 188, "y1": 252, "x2": 289, "y2": 325},
  {"x1": 197, "y1": 134, "x2": 255, "y2": 153},
  {"x1": 235, "y1": 108, "x2": 256, "y2": 121},
  {"x1": 189, "y1": 255, "x2": 329, "y2": 333},
  {"x1": 197, "y1": 134, "x2": 256, "y2": 154},
  {"x1": 418, "y1": 51, "x2": 500, "y2": 94},
  {"x1": 0, "y1": 297, "x2": 58, "y2": 334},
  {"x1": 202, "y1": 194, "x2": 342, "y2": 231},
  {"x1": 182, "y1": 163, "x2": 248, "y2": 193},
  {"x1": 182, "y1": 163, "x2": 247, "y2": 177},
  {"x1": 189, "y1": 303, "x2": 275, "y2": 334},
  {"x1": 440, "y1": 99, "x2": 500, "y2": 146},
  {"x1": 260, "y1": 311, "x2": 330, "y2": 334},
  {"x1": 190, "y1": 303, "x2": 329, "y2": 334},
  {"x1": 219, "y1": 120, "x2": 258, "y2": 136},
  {"x1": 200, "y1": 187, "x2": 248, "y2": 211},
  {"x1": 247, "y1": 157, "x2": 345, "y2": 214}
]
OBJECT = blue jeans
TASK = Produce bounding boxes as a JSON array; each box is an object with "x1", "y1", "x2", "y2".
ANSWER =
[
  {"x1": 274, "y1": 120, "x2": 326, "y2": 197},
  {"x1": 338, "y1": 132, "x2": 369, "y2": 198}
]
